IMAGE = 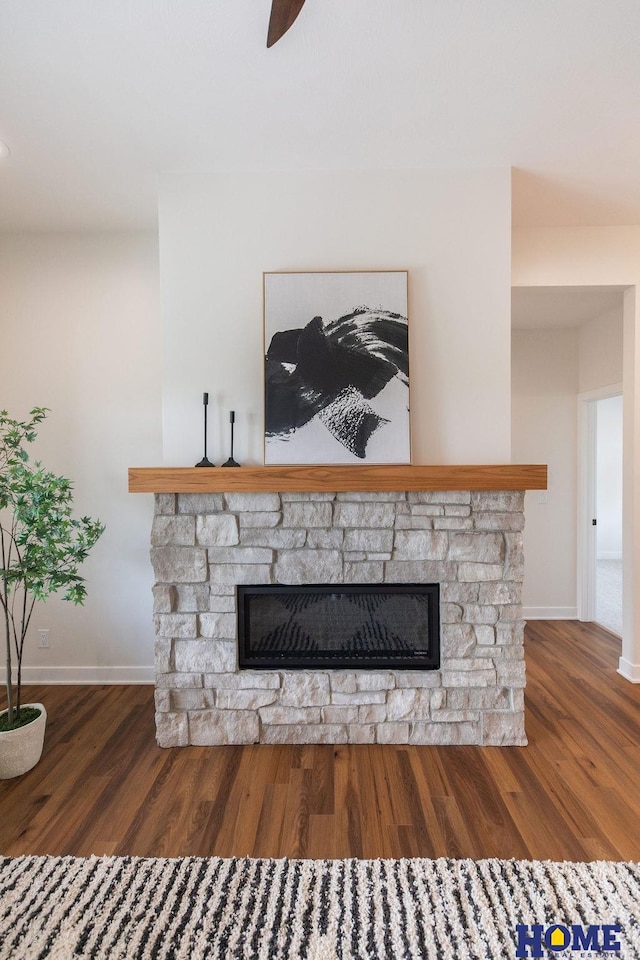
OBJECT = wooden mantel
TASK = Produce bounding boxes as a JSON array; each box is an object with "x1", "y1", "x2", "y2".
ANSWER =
[{"x1": 128, "y1": 464, "x2": 547, "y2": 494}]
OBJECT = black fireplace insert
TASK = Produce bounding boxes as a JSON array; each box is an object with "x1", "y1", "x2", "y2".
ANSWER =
[{"x1": 237, "y1": 583, "x2": 440, "y2": 670}]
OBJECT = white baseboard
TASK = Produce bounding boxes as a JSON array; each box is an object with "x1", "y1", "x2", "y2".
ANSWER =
[
  {"x1": 0, "y1": 666, "x2": 154, "y2": 684},
  {"x1": 522, "y1": 607, "x2": 578, "y2": 620},
  {"x1": 596, "y1": 552, "x2": 623, "y2": 561},
  {"x1": 618, "y1": 657, "x2": 640, "y2": 683}
]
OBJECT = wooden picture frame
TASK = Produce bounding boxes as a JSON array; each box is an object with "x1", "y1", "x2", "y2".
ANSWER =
[{"x1": 264, "y1": 271, "x2": 410, "y2": 465}]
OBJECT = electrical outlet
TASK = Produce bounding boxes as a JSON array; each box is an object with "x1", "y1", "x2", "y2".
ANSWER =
[{"x1": 38, "y1": 629, "x2": 50, "y2": 649}]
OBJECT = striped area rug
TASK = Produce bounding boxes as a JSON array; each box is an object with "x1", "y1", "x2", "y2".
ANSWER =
[{"x1": 0, "y1": 856, "x2": 639, "y2": 959}]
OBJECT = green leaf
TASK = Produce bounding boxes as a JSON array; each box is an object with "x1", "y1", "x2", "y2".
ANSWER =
[{"x1": 1, "y1": 407, "x2": 104, "y2": 712}]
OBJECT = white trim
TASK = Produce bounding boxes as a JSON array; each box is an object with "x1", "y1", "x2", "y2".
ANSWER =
[
  {"x1": 577, "y1": 393, "x2": 597, "y2": 621},
  {"x1": 523, "y1": 606, "x2": 578, "y2": 620},
  {"x1": 597, "y1": 551, "x2": 623, "y2": 561},
  {"x1": 578, "y1": 383, "x2": 624, "y2": 403},
  {"x1": 0, "y1": 666, "x2": 154, "y2": 685},
  {"x1": 618, "y1": 657, "x2": 640, "y2": 682}
]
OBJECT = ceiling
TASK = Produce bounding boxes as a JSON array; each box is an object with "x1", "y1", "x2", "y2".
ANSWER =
[
  {"x1": 1, "y1": 1, "x2": 639, "y2": 233},
  {"x1": 511, "y1": 285, "x2": 627, "y2": 330}
]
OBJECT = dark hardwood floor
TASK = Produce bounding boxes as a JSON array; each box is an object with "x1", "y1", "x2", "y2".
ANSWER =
[{"x1": 1, "y1": 620, "x2": 639, "y2": 861}]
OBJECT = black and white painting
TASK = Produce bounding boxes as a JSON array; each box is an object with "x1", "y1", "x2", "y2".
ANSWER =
[{"x1": 264, "y1": 271, "x2": 410, "y2": 464}]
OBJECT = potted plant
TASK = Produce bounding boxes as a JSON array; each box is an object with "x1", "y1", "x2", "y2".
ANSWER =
[{"x1": 0, "y1": 407, "x2": 104, "y2": 778}]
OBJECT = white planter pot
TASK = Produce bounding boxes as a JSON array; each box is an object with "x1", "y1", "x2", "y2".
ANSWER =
[{"x1": 0, "y1": 703, "x2": 47, "y2": 779}]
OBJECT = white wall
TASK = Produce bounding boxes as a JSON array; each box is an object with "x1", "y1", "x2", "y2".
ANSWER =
[
  {"x1": 159, "y1": 170, "x2": 512, "y2": 466},
  {"x1": 513, "y1": 225, "x2": 640, "y2": 681},
  {"x1": 512, "y1": 328, "x2": 579, "y2": 617},
  {"x1": 0, "y1": 169, "x2": 513, "y2": 685},
  {"x1": 579, "y1": 306, "x2": 624, "y2": 393},
  {"x1": 0, "y1": 233, "x2": 161, "y2": 681}
]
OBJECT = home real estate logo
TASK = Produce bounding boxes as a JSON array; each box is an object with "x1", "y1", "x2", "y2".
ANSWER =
[{"x1": 515, "y1": 923, "x2": 622, "y2": 958}]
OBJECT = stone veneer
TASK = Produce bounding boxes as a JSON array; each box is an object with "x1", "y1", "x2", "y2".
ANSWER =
[{"x1": 151, "y1": 490, "x2": 527, "y2": 747}]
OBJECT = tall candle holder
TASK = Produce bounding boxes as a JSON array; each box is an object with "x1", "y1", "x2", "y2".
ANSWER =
[
  {"x1": 222, "y1": 410, "x2": 240, "y2": 467},
  {"x1": 195, "y1": 392, "x2": 215, "y2": 467}
]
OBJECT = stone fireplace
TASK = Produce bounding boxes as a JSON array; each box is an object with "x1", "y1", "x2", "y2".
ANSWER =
[{"x1": 146, "y1": 480, "x2": 532, "y2": 748}]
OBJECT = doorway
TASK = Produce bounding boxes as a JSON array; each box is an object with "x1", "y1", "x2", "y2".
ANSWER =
[
  {"x1": 512, "y1": 284, "x2": 626, "y2": 626},
  {"x1": 577, "y1": 387, "x2": 623, "y2": 634},
  {"x1": 595, "y1": 394, "x2": 623, "y2": 634}
]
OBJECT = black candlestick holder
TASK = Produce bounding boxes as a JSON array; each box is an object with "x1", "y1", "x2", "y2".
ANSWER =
[
  {"x1": 222, "y1": 410, "x2": 240, "y2": 467},
  {"x1": 195, "y1": 392, "x2": 215, "y2": 467}
]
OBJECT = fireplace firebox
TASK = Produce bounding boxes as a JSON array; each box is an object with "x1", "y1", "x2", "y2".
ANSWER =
[{"x1": 237, "y1": 583, "x2": 440, "y2": 670}]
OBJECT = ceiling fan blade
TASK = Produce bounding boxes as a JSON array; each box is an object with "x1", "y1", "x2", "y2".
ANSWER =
[{"x1": 267, "y1": 0, "x2": 307, "y2": 47}]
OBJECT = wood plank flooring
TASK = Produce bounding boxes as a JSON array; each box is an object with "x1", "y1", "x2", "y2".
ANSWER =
[{"x1": 1, "y1": 620, "x2": 639, "y2": 861}]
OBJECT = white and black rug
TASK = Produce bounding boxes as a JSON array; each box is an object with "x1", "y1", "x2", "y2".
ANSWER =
[{"x1": 0, "y1": 856, "x2": 639, "y2": 959}]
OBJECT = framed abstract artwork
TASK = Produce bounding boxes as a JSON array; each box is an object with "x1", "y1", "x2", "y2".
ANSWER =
[{"x1": 264, "y1": 271, "x2": 410, "y2": 465}]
